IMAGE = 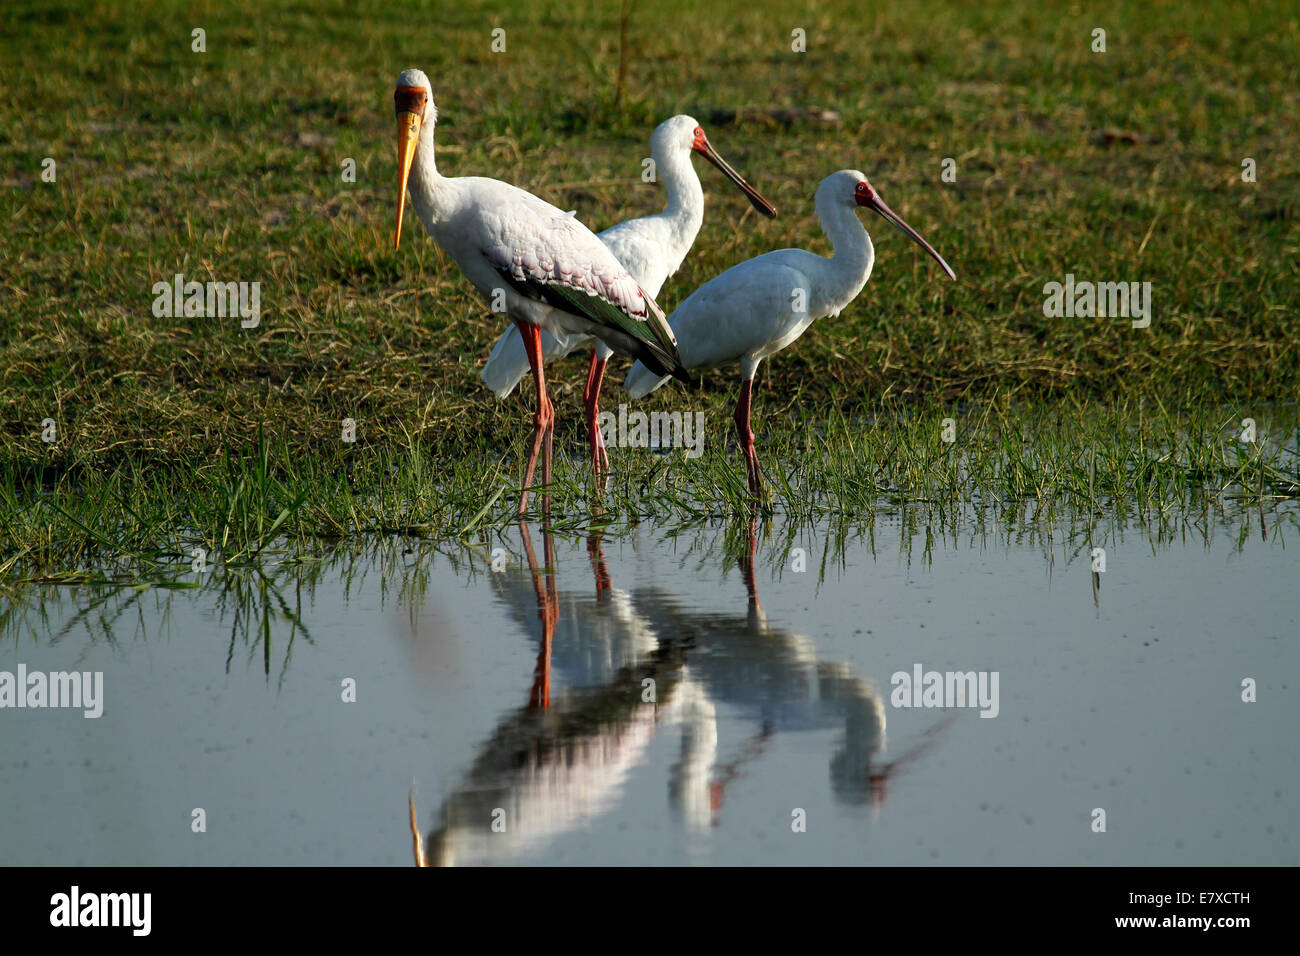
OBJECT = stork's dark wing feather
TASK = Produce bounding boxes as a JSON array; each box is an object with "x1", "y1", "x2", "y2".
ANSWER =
[{"x1": 481, "y1": 202, "x2": 687, "y2": 380}]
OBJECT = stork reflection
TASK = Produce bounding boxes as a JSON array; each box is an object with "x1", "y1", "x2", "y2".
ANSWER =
[{"x1": 412, "y1": 518, "x2": 949, "y2": 865}]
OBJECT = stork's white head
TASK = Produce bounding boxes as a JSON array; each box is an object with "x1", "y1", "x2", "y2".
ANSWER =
[
  {"x1": 653, "y1": 114, "x2": 777, "y2": 219},
  {"x1": 394, "y1": 68, "x2": 437, "y2": 250},
  {"x1": 395, "y1": 68, "x2": 436, "y2": 119},
  {"x1": 821, "y1": 169, "x2": 955, "y2": 280}
]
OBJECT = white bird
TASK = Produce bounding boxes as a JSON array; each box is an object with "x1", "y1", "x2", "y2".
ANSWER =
[
  {"x1": 625, "y1": 169, "x2": 956, "y2": 496},
  {"x1": 392, "y1": 68, "x2": 689, "y2": 514},
  {"x1": 480, "y1": 115, "x2": 776, "y2": 475},
  {"x1": 416, "y1": 523, "x2": 719, "y2": 865}
]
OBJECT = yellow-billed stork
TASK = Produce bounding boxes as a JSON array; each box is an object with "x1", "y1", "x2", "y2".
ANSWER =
[{"x1": 392, "y1": 68, "x2": 689, "y2": 514}]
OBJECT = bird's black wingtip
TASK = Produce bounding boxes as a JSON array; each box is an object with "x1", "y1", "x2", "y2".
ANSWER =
[{"x1": 640, "y1": 343, "x2": 693, "y2": 388}]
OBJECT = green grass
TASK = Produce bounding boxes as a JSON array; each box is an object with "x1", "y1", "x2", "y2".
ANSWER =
[
  {"x1": 1, "y1": 0, "x2": 1298, "y2": 574},
  {"x1": 3, "y1": 472, "x2": 1295, "y2": 656},
  {"x1": 2, "y1": 401, "x2": 1297, "y2": 582}
]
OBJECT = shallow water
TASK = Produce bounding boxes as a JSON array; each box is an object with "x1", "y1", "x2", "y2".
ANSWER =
[{"x1": 2, "y1": 504, "x2": 1297, "y2": 865}]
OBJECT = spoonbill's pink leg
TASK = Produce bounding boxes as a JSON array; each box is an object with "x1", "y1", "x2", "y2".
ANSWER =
[
  {"x1": 583, "y1": 351, "x2": 610, "y2": 477},
  {"x1": 516, "y1": 320, "x2": 555, "y2": 517},
  {"x1": 734, "y1": 377, "x2": 763, "y2": 496}
]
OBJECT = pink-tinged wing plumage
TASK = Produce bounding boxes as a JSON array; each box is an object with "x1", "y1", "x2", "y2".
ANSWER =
[
  {"x1": 437, "y1": 177, "x2": 680, "y2": 378},
  {"x1": 482, "y1": 203, "x2": 657, "y2": 325}
]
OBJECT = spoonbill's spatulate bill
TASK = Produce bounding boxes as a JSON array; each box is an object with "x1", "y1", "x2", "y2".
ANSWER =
[
  {"x1": 624, "y1": 169, "x2": 955, "y2": 496},
  {"x1": 480, "y1": 115, "x2": 776, "y2": 475},
  {"x1": 392, "y1": 68, "x2": 689, "y2": 514}
]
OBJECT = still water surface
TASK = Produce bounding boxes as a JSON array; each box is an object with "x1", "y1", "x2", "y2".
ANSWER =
[{"x1": 2, "y1": 505, "x2": 1296, "y2": 865}]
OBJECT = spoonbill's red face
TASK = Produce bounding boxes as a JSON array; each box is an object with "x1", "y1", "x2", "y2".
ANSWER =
[
  {"x1": 688, "y1": 124, "x2": 777, "y2": 219},
  {"x1": 394, "y1": 73, "x2": 433, "y2": 250},
  {"x1": 854, "y1": 179, "x2": 955, "y2": 280}
]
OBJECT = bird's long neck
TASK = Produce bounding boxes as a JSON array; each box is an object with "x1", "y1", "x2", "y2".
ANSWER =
[
  {"x1": 657, "y1": 145, "x2": 705, "y2": 246},
  {"x1": 408, "y1": 117, "x2": 448, "y2": 223},
  {"x1": 817, "y1": 196, "x2": 875, "y2": 288}
]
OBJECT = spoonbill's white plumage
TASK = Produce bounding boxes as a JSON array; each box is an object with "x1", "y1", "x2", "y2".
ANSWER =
[
  {"x1": 480, "y1": 114, "x2": 776, "y2": 474},
  {"x1": 625, "y1": 169, "x2": 955, "y2": 495},
  {"x1": 392, "y1": 68, "x2": 688, "y2": 514}
]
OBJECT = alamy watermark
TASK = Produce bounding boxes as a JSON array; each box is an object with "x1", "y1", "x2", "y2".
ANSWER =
[
  {"x1": 890, "y1": 663, "x2": 999, "y2": 718},
  {"x1": 596, "y1": 403, "x2": 704, "y2": 458},
  {"x1": 152, "y1": 272, "x2": 261, "y2": 328},
  {"x1": 1042, "y1": 274, "x2": 1152, "y2": 328},
  {"x1": 50, "y1": 886, "x2": 150, "y2": 935},
  {"x1": 0, "y1": 665, "x2": 103, "y2": 718}
]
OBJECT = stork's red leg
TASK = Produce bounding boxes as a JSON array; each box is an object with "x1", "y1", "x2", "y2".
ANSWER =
[
  {"x1": 516, "y1": 320, "x2": 554, "y2": 516},
  {"x1": 541, "y1": 373, "x2": 554, "y2": 517},
  {"x1": 521, "y1": 520, "x2": 556, "y2": 710},
  {"x1": 734, "y1": 376, "x2": 763, "y2": 496},
  {"x1": 583, "y1": 351, "x2": 609, "y2": 478}
]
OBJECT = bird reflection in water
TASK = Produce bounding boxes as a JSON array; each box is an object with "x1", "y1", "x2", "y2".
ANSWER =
[{"x1": 410, "y1": 518, "x2": 950, "y2": 865}]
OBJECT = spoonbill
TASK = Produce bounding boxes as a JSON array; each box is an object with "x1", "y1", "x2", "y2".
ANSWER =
[
  {"x1": 480, "y1": 115, "x2": 776, "y2": 475},
  {"x1": 392, "y1": 68, "x2": 689, "y2": 514},
  {"x1": 624, "y1": 169, "x2": 955, "y2": 496}
]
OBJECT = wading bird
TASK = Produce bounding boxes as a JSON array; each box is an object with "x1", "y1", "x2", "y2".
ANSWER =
[
  {"x1": 624, "y1": 169, "x2": 955, "y2": 496},
  {"x1": 481, "y1": 115, "x2": 776, "y2": 475},
  {"x1": 407, "y1": 519, "x2": 943, "y2": 865},
  {"x1": 392, "y1": 68, "x2": 689, "y2": 513}
]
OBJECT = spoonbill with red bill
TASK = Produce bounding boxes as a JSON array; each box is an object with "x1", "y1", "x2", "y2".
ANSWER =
[
  {"x1": 481, "y1": 115, "x2": 776, "y2": 476},
  {"x1": 624, "y1": 169, "x2": 955, "y2": 497}
]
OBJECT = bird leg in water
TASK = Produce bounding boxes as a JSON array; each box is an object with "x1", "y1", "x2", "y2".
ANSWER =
[
  {"x1": 409, "y1": 782, "x2": 426, "y2": 867},
  {"x1": 516, "y1": 321, "x2": 555, "y2": 517},
  {"x1": 738, "y1": 515, "x2": 761, "y2": 610},
  {"x1": 583, "y1": 351, "x2": 610, "y2": 478},
  {"x1": 520, "y1": 519, "x2": 556, "y2": 709},
  {"x1": 734, "y1": 377, "x2": 763, "y2": 496},
  {"x1": 586, "y1": 527, "x2": 612, "y2": 597}
]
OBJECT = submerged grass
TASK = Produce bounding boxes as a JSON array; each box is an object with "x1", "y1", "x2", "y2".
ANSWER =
[
  {"x1": 2, "y1": 400, "x2": 1296, "y2": 582},
  {"x1": 4, "y1": 493, "x2": 1295, "y2": 657}
]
